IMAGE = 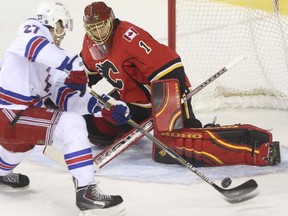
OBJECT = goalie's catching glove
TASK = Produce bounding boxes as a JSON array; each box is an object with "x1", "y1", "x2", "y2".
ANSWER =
[{"x1": 101, "y1": 95, "x2": 131, "y2": 125}]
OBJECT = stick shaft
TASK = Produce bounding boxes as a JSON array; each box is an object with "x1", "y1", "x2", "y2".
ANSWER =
[
  {"x1": 182, "y1": 55, "x2": 245, "y2": 102},
  {"x1": 88, "y1": 87, "x2": 214, "y2": 184},
  {"x1": 89, "y1": 88, "x2": 259, "y2": 202},
  {"x1": 92, "y1": 55, "x2": 245, "y2": 169}
]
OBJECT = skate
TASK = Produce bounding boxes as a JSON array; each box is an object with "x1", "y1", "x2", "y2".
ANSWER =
[
  {"x1": 76, "y1": 183, "x2": 125, "y2": 216},
  {"x1": 267, "y1": 141, "x2": 281, "y2": 165},
  {"x1": 0, "y1": 172, "x2": 30, "y2": 188}
]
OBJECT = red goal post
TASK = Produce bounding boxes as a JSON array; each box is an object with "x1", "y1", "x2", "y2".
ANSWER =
[
  {"x1": 168, "y1": 0, "x2": 176, "y2": 50},
  {"x1": 168, "y1": 0, "x2": 288, "y2": 111}
]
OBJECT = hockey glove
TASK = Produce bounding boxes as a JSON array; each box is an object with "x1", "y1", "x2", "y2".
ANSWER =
[
  {"x1": 101, "y1": 95, "x2": 131, "y2": 125},
  {"x1": 64, "y1": 70, "x2": 87, "y2": 97}
]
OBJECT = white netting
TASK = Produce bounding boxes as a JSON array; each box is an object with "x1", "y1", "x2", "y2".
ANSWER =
[{"x1": 173, "y1": 0, "x2": 288, "y2": 111}]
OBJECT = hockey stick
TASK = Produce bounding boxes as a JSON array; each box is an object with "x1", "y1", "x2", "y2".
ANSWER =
[
  {"x1": 44, "y1": 56, "x2": 244, "y2": 168},
  {"x1": 182, "y1": 55, "x2": 245, "y2": 102},
  {"x1": 88, "y1": 84, "x2": 259, "y2": 203},
  {"x1": 92, "y1": 55, "x2": 245, "y2": 170}
]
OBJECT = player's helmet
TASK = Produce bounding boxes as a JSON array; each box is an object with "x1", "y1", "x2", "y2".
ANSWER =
[
  {"x1": 37, "y1": 1, "x2": 73, "y2": 33},
  {"x1": 83, "y1": 2, "x2": 115, "y2": 45}
]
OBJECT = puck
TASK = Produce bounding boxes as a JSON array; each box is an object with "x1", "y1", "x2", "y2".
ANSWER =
[{"x1": 221, "y1": 177, "x2": 232, "y2": 188}]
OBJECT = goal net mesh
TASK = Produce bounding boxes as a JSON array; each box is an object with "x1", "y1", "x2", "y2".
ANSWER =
[{"x1": 170, "y1": 0, "x2": 288, "y2": 111}]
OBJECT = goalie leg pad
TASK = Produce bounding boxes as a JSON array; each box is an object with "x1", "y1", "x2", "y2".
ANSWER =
[
  {"x1": 152, "y1": 124, "x2": 280, "y2": 166},
  {"x1": 151, "y1": 79, "x2": 183, "y2": 132}
]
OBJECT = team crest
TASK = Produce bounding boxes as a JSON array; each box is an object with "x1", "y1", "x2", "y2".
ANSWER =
[{"x1": 123, "y1": 27, "x2": 139, "y2": 42}]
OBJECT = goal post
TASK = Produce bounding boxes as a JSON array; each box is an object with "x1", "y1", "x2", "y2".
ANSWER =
[
  {"x1": 168, "y1": 0, "x2": 288, "y2": 111},
  {"x1": 168, "y1": 0, "x2": 176, "y2": 50}
]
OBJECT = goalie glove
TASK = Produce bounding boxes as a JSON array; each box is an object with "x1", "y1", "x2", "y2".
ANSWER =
[{"x1": 101, "y1": 94, "x2": 131, "y2": 125}]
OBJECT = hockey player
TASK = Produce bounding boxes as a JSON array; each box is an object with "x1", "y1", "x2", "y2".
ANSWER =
[
  {"x1": 80, "y1": 1, "x2": 202, "y2": 146},
  {"x1": 0, "y1": 1, "x2": 129, "y2": 214},
  {"x1": 78, "y1": 1, "x2": 281, "y2": 168}
]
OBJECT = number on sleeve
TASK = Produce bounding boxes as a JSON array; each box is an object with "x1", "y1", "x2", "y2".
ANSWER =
[{"x1": 139, "y1": 40, "x2": 152, "y2": 54}]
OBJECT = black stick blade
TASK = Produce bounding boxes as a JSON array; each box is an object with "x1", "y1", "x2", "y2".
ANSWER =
[{"x1": 213, "y1": 179, "x2": 259, "y2": 203}]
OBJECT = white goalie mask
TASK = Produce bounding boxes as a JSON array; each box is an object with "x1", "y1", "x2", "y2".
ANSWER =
[{"x1": 36, "y1": 1, "x2": 73, "y2": 35}]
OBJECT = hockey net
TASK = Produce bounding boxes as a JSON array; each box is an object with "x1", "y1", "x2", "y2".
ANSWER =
[{"x1": 168, "y1": 0, "x2": 288, "y2": 111}]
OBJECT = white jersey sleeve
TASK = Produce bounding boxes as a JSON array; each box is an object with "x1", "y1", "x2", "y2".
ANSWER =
[
  {"x1": 6, "y1": 18, "x2": 77, "y2": 72},
  {"x1": 47, "y1": 68, "x2": 104, "y2": 116}
]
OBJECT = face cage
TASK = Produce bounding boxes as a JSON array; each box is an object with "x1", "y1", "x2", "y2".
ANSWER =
[{"x1": 84, "y1": 18, "x2": 113, "y2": 45}]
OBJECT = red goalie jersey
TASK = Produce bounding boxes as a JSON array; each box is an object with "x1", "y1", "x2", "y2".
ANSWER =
[{"x1": 81, "y1": 19, "x2": 192, "y2": 108}]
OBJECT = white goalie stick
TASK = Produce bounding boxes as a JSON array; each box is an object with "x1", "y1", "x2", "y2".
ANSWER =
[
  {"x1": 87, "y1": 80, "x2": 259, "y2": 203},
  {"x1": 44, "y1": 55, "x2": 257, "y2": 202},
  {"x1": 43, "y1": 55, "x2": 245, "y2": 169},
  {"x1": 91, "y1": 55, "x2": 245, "y2": 170}
]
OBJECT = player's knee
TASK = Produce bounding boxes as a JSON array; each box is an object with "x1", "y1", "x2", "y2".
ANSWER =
[{"x1": 56, "y1": 112, "x2": 88, "y2": 144}]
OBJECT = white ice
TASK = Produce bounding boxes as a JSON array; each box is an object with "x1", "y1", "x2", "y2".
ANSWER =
[{"x1": 0, "y1": 1, "x2": 288, "y2": 216}]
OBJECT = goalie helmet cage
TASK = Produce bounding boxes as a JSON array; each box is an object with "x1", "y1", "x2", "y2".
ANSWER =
[{"x1": 168, "y1": 0, "x2": 288, "y2": 111}]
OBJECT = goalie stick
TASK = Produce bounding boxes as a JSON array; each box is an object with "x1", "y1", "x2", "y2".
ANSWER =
[
  {"x1": 92, "y1": 55, "x2": 245, "y2": 170},
  {"x1": 43, "y1": 55, "x2": 254, "y2": 202},
  {"x1": 43, "y1": 56, "x2": 244, "y2": 169},
  {"x1": 88, "y1": 85, "x2": 259, "y2": 203}
]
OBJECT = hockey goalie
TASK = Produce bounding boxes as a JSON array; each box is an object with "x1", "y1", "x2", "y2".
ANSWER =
[{"x1": 151, "y1": 79, "x2": 281, "y2": 167}]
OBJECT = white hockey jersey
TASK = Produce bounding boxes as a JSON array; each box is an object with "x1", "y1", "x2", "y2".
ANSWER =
[{"x1": 0, "y1": 18, "x2": 103, "y2": 115}]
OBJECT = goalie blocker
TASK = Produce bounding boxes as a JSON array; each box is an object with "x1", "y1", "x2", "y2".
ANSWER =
[{"x1": 151, "y1": 79, "x2": 281, "y2": 166}]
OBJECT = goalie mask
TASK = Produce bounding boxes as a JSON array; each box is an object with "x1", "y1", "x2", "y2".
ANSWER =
[{"x1": 83, "y1": 1, "x2": 115, "y2": 60}]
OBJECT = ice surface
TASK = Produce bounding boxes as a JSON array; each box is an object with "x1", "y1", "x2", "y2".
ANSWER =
[{"x1": 0, "y1": 1, "x2": 288, "y2": 216}]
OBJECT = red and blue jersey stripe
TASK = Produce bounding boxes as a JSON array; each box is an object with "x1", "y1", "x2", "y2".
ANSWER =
[
  {"x1": 0, "y1": 87, "x2": 42, "y2": 106},
  {"x1": 0, "y1": 157, "x2": 19, "y2": 172},
  {"x1": 64, "y1": 148, "x2": 93, "y2": 170},
  {"x1": 56, "y1": 86, "x2": 77, "y2": 111},
  {"x1": 25, "y1": 36, "x2": 49, "y2": 62}
]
